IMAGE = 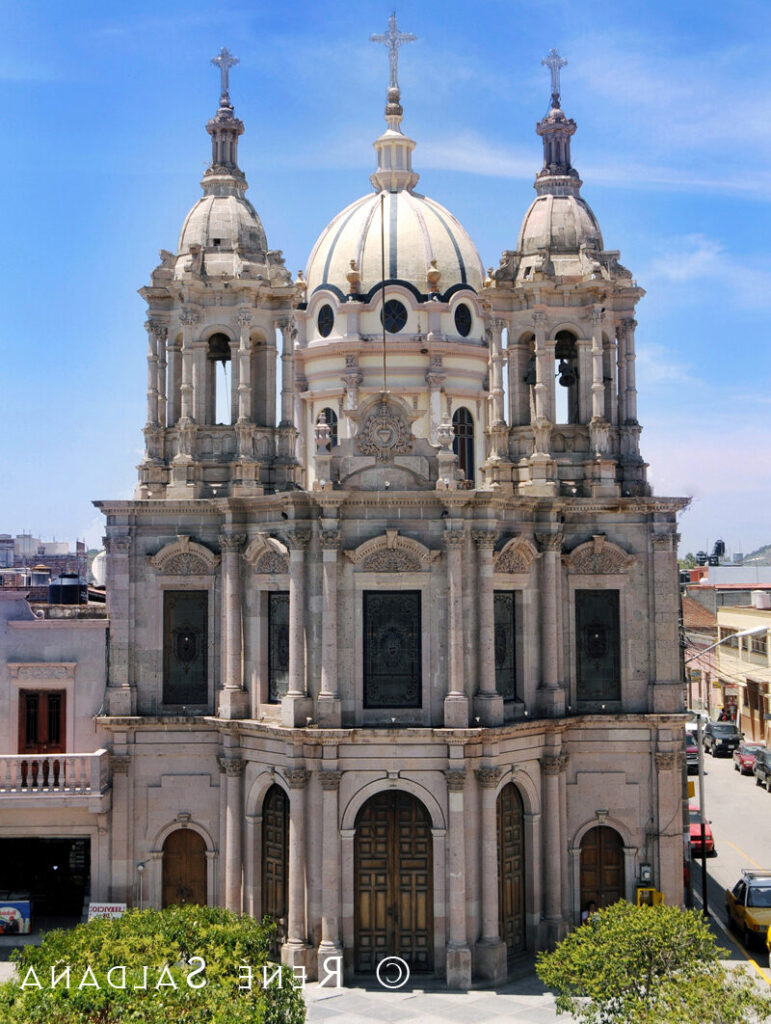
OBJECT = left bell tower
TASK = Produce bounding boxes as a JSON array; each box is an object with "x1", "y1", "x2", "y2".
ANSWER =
[{"x1": 136, "y1": 48, "x2": 300, "y2": 499}]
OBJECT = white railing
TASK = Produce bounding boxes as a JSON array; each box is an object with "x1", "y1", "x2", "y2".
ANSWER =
[{"x1": 0, "y1": 749, "x2": 110, "y2": 795}]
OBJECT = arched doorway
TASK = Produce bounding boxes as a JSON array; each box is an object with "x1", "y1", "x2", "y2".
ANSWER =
[
  {"x1": 497, "y1": 782, "x2": 526, "y2": 958},
  {"x1": 580, "y1": 825, "x2": 624, "y2": 910},
  {"x1": 354, "y1": 790, "x2": 433, "y2": 974},
  {"x1": 261, "y1": 784, "x2": 289, "y2": 956},
  {"x1": 162, "y1": 829, "x2": 207, "y2": 907}
]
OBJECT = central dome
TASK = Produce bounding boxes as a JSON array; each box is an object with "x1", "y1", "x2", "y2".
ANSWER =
[{"x1": 305, "y1": 189, "x2": 484, "y2": 299}]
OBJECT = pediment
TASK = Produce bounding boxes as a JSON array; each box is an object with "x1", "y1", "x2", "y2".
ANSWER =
[
  {"x1": 244, "y1": 534, "x2": 289, "y2": 574},
  {"x1": 149, "y1": 535, "x2": 220, "y2": 575},
  {"x1": 494, "y1": 536, "x2": 538, "y2": 573},
  {"x1": 562, "y1": 535, "x2": 636, "y2": 574},
  {"x1": 344, "y1": 529, "x2": 439, "y2": 572}
]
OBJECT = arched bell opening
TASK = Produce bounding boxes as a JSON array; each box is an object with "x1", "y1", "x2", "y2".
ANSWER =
[
  {"x1": 316, "y1": 407, "x2": 338, "y2": 449},
  {"x1": 452, "y1": 407, "x2": 475, "y2": 485},
  {"x1": 206, "y1": 331, "x2": 233, "y2": 425},
  {"x1": 554, "y1": 330, "x2": 579, "y2": 425}
]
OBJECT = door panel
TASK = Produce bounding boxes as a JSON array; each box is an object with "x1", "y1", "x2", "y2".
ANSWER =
[
  {"x1": 162, "y1": 829, "x2": 207, "y2": 908},
  {"x1": 498, "y1": 782, "x2": 526, "y2": 957},
  {"x1": 580, "y1": 826, "x2": 624, "y2": 911},
  {"x1": 261, "y1": 784, "x2": 289, "y2": 956},
  {"x1": 354, "y1": 791, "x2": 433, "y2": 973}
]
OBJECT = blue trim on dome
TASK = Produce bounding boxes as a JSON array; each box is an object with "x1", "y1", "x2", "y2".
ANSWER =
[
  {"x1": 309, "y1": 279, "x2": 477, "y2": 304},
  {"x1": 423, "y1": 200, "x2": 467, "y2": 285}
]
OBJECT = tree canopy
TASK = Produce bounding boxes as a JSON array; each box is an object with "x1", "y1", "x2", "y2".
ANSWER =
[
  {"x1": 0, "y1": 904, "x2": 306, "y2": 1024},
  {"x1": 536, "y1": 901, "x2": 771, "y2": 1024}
]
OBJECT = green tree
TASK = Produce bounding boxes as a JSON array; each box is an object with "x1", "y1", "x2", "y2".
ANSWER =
[
  {"x1": 536, "y1": 901, "x2": 771, "y2": 1024},
  {"x1": 0, "y1": 904, "x2": 306, "y2": 1024},
  {"x1": 678, "y1": 552, "x2": 697, "y2": 569}
]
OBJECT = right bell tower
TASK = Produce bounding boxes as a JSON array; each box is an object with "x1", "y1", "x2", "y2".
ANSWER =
[{"x1": 485, "y1": 49, "x2": 649, "y2": 499}]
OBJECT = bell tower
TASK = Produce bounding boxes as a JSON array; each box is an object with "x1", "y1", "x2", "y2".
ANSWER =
[
  {"x1": 136, "y1": 49, "x2": 301, "y2": 499},
  {"x1": 484, "y1": 51, "x2": 649, "y2": 499}
]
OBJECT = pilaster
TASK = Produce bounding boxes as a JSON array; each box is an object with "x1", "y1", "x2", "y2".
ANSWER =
[{"x1": 281, "y1": 528, "x2": 313, "y2": 727}]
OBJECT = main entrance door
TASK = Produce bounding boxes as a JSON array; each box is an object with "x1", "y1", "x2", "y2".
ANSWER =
[
  {"x1": 580, "y1": 825, "x2": 624, "y2": 910},
  {"x1": 161, "y1": 829, "x2": 207, "y2": 907},
  {"x1": 354, "y1": 791, "x2": 433, "y2": 974},
  {"x1": 497, "y1": 782, "x2": 526, "y2": 958},
  {"x1": 261, "y1": 784, "x2": 289, "y2": 957}
]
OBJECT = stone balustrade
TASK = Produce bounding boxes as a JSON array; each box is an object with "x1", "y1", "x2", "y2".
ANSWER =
[{"x1": 0, "y1": 749, "x2": 110, "y2": 797}]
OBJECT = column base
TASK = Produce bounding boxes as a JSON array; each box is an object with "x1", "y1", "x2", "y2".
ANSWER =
[
  {"x1": 547, "y1": 916, "x2": 569, "y2": 947},
  {"x1": 473, "y1": 692, "x2": 504, "y2": 727},
  {"x1": 473, "y1": 938, "x2": 507, "y2": 984},
  {"x1": 105, "y1": 686, "x2": 136, "y2": 716},
  {"x1": 217, "y1": 688, "x2": 250, "y2": 720},
  {"x1": 536, "y1": 687, "x2": 566, "y2": 718},
  {"x1": 316, "y1": 695, "x2": 342, "y2": 728},
  {"x1": 281, "y1": 693, "x2": 314, "y2": 728},
  {"x1": 316, "y1": 943, "x2": 344, "y2": 988},
  {"x1": 281, "y1": 941, "x2": 316, "y2": 981},
  {"x1": 443, "y1": 693, "x2": 470, "y2": 728},
  {"x1": 446, "y1": 944, "x2": 472, "y2": 989}
]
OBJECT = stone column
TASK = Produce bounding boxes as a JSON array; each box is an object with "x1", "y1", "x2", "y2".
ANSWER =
[
  {"x1": 536, "y1": 532, "x2": 565, "y2": 717},
  {"x1": 426, "y1": 358, "x2": 446, "y2": 445},
  {"x1": 443, "y1": 527, "x2": 469, "y2": 728},
  {"x1": 193, "y1": 341, "x2": 208, "y2": 424},
  {"x1": 179, "y1": 311, "x2": 197, "y2": 422},
  {"x1": 651, "y1": 531, "x2": 682, "y2": 711},
  {"x1": 474, "y1": 766, "x2": 506, "y2": 982},
  {"x1": 540, "y1": 753, "x2": 568, "y2": 944},
  {"x1": 622, "y1": 318, "x2": 638, "y2": 424},
  {"x1": 144, "y1": 320, "x2": 160, "y2": 428},
  {"x1": 318, "y1": 526, "x2": 342, "y2": 727},
  {"x1": 276, "y1": 317, "x2": 298, "y2": 472},
  {"x1": 472, "y1": 531, "x2": 504, "y2": 726},
  {"x1": 486, "y1": 319, "x2": 508, "y2": 461},
  {"x1": 317, "y1": 770, "x2": 343, "y2": 978},
  {"x1": 222, "y1": 757, "x2": 245, "y2": 912},
  {"x1": 282, "y1": 767, "x2": 315, "y2": 977},
  {"x1": 655, "y1": 751, "x2": 683, "y2": 905},
  {"x1": 104, "y1": 534, "x2": 136, "y2": 714},
  {"x1": 232, "y1": 311, "x2": 261, "y2": 495},
  {"x1": 575, "y1": 338, "x2": 592, "y2": 424},
  {"x1": 110, "y1": 753, "x2": 132, "y2": 903},
  {"x1": 508, "y1": 335, "x2": 530, "y2": 427},
  {"x1": 445, "y1": 768, "x2": 472, "y2": 988},
  {"x1": 218, "y1": 533, "x2": 248, "y2": 719},
  {"x1": 532, "y1": 310, "x2": 549, "y2": 426},
  {"x1": 282, "y1": 528, "x2": 313, "y2": 727},
  {"x1": 155, "y1": 323, "x2": 168, "y2": 432},
  {"x1": 167, "y1": 332, "x2": 181, "y2": 425}
]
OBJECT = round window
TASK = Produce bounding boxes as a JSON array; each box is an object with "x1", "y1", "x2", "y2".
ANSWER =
[
  {"x1": 317, "y1": 304, "x2": 334, "y2": 338},
  {"x1": 380, "y1": 299, "x2": 408, "y2": 334},
  {"x1": 454, "y1": 303, "x2": 472, "y2": 337}
]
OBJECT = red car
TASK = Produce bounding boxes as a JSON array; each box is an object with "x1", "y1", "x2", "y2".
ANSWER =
[
  {"x1": 689, "y1": 807, "x2": 716, "y2": 857},
  {"x1": 734, "y1": 743, "x2": 764, "y2": 775}
]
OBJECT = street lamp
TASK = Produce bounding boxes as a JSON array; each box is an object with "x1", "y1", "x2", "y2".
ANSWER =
[{"x1": 685, "y1": 625, "x2": 768, "y2": 916}]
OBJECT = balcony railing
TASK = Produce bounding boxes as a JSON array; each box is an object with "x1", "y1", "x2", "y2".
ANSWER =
[{"x1": 0, "y1": 749, "x2": 110, "y2": 796}]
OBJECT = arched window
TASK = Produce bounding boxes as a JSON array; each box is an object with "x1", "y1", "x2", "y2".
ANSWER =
[
  {"x1": 207, "y1": 332, "x2": 232, "y2": 425},
  {"x1": 316, "y1": 408, "x2": 338, "y2": 448},
  {"x1": 452, "y1": 407, "x2": 474, "y2": 484},
  {"x1": 554, "y1": 329, "x2": 579, "y2": 425}
]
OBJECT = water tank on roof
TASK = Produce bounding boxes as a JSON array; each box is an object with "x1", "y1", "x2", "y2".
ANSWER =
[
  {"x1": 751, "y1": 591, "x2": 771, "y2": 610},
  {"x1": 48, "y1": 572, "x2": 86, "y2": 605}
]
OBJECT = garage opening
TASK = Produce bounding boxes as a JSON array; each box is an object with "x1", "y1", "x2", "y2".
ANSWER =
[{"x1": 0, "y1": 837, "x2": 90, "y2": 929}]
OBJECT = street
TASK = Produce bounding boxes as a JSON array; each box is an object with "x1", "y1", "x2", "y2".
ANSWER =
[{"x1": 692, "y1": 745, "x2": 771, "y2": 974}]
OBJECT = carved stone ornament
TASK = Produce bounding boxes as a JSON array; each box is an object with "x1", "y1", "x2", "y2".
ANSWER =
[
  {"x1": 224, "y1": 759, "x2": 246, "y2": 777},
  {"x1": 536, "y1": 532, "x2": 564, "y2": 554},
  {"x1": 150, "y1": 536, "x2": 220, "y2": 576},
  {"x1": 344, "y1": 529, "x2": 439, "y2": 571},
  {"x1": 563, "y1": 535, "x2": 636, "y2": 574},
  {"x1": 283, "y1": 528, "x2": 312, "y2": 551},
  {"x1": 319, "y1": 528, "x2": 341, "y2": 551},
  {"x1": 319, "y1": 770, "x2": 343, "y2": 791},
  {"x1": 444, "y1": 769, "x2": 467, "y2": 791},
  {"x1": 284, "y1": 767, "x2": 311, "y2": 789},
  {"x1": 475, "y1": 766, "x2": 502, "y2": 788},
  {"x1": 654, "y1": 751, "x2": 679, "y2": 771},
  {"x1": 111, "y1": 754, "x2": 131, "y2": 775},
  {"x1": 146, "y1": 320, "x2": 168, "y2": 343},
  {"x1": 244, "y1": 534, "x2": 289, "y2": 574},
  {"x1": 540, "y1": 754, "x2": 566, "y2": 776},
  {"x1": 219, "y1": 533, "x2": 247, "y2": 554},
  {"x1": 356, "y1": 400, "x2": 414, "y2": 462},
  {"x1": 495, "y1": 536, "x2": 538, "y2": 573},
  {"x1": 471, "y1": 530, "x2": 497, "y2": 551},
  {"x1": 8, "y1": 663, "x2": 75, "y2": 681}
]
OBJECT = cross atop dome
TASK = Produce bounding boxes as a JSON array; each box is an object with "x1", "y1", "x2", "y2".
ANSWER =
[
  {"x1": 370, "y1": 13, "x2": 416, "y2": 92},
  {"x1": 542, "y1": 48, "x2": 567, "y2": 108},
  {"x1": 211, "y1": 47, "x2": 239, "y2": 102}
]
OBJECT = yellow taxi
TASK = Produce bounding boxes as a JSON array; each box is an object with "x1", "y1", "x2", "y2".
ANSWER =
[{"x1": 725, "y1": 870, "x2": 771, "y2": 947}]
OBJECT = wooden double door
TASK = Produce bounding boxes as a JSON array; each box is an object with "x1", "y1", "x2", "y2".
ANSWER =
[
  {"x1": 354, "y1": 791, "x2": 433, "y2": 974},
  {"x1": 162, "y1": 829, "x2": 207, "y2": 907},
  {"x1": 580, "y1": 825, "x2": 625, "y2": 909},
  {"x1": 498, "y1": 782, "x2": 526, "y2": 958},
  {"x1": 261, "y1": 784, "x2": 289, "y2": 956}
]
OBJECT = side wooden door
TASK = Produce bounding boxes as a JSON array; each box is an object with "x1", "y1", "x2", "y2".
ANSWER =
[{"x1": 162, "y1": 829, "x2": 207, "y2": 907}]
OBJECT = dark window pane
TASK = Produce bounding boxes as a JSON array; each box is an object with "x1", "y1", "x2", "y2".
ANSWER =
[
  {"x1": 318, "y1": 408, "x2": 338, "y2": 448},
  {"x1": 364, "y1": 591, "x2": 421, "y2": 708},
  {"x1": 452, "y1": 407, "x2": 474, "y2": 484},
  {"x1": 576, "y1": 590, "x2": 620, "y2": 701},
  {"x1": 25, "y1": 694, "x2": 39, "y2": 746},
  {"x1": 494, "y1": 592, "x2": 516, "y2": 701},
  {"x1": 380, "y1": 299, "x2": 408, "y2": 334},
  {"x1": 268, "y1": 592, "x2": 290, "y2": 703},
  {"x1": 46, "y1": 694, "x2": 61, "y2": 746},
  {"x1": 317, "y1": 304, "x2": 334, "y2": 338},
  {"x1": 454, "y1": 303, "x2": 472, "y2": 337},
  {"x1": 163, "y1": 591, "x2": 208, "y2": 705}
]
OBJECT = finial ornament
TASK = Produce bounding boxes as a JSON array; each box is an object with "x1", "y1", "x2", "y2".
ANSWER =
[
  {"x1": 211, "y1": 46, "x2": 239, "y2": 100},
  {"x1": 542, "y1": 48, "x2": 567, "y2": 107},
  {"x1": 370, "y1": 13, "x2": 416, "y2": 91}
]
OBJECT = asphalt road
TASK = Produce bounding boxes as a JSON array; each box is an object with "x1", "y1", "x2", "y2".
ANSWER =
[{"x1": 691, "y1": 745, "x2": 771, "y2": 977}]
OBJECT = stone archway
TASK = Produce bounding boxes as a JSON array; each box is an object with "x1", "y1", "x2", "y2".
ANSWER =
[
  {"x1": 354, "y1": 790, "x2": 433, "y2": 974},
  {"x1": 162, "y1": 829, "x2": 207, "y2": 907},
  {"x1": 580, "y1": 825, "x2": 624, "y2": 910},
  {"x1": 497, "y1": 781, "x2": 526, "y2": 958},
  {"x1": 261, "y1": 783, "x2": 289, "y2": 956}
]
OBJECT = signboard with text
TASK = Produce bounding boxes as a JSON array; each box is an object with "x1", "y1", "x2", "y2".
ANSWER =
[{"x1": 87, "y1": 902, "x2": 126, "y2": 921}]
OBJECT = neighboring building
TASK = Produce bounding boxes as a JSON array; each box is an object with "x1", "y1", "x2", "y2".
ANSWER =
[
  {"x1": 2, "y1": 29, "x2": 687, "y2": 988},
  {"x1": 682, "y1": 595, "x2": 717, "y2": 715},
  {"x1": 714, "y1": 602, "x2": 771, "y2": 741}
]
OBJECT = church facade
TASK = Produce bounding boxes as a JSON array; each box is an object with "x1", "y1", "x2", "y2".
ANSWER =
[{"x1": 3, "y1": 26, "x2": 687, "y2": 988}]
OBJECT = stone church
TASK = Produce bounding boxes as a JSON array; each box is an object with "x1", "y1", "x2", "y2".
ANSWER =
[{"x1": 2, "y1": 23, "x2": 687, "y2": 988}]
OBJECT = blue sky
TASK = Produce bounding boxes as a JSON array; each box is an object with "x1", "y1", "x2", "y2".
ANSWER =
[{"x1": 2, "y1": 0, "x2": 769, "y2": 556}]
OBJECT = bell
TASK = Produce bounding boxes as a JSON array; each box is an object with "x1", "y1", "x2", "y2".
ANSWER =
[
  {"x1": 523, "y1": 356, "x2": 537, "y2": 386},
  {"x1": 558, "y1": 359, "x2": 576, "y2": 387}
]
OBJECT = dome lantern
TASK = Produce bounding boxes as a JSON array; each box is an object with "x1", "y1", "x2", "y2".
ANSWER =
[{"x1": 369, "y1": 14, "x2": 420, "y2": 193}]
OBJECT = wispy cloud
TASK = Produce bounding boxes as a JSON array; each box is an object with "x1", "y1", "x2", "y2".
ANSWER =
[{"x1": 643, "y1": 233, "x2": 771, "y2": 306}]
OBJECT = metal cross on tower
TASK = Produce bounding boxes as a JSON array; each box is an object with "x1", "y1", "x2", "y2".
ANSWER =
[
  {"x1": 542, "y1": 48, "x2": 567, "y2": 106},
  {"x1": 370, "y1": 13, "x2": 417, "y2": 90},
  {"x1": 211, "y1": 47, "x2": 239, "y2": 99}
]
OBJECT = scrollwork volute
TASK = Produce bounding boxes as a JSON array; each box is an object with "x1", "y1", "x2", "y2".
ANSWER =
[{"x1": 563, "y1": 535, "x2": 636, "y2": 574}]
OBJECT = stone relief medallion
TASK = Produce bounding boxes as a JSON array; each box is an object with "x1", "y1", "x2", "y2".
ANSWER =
[
  {"x1": 164, "y1": 553, "x2": 209, "y2": 575},
  {"x1": 356, "y1": 401, "x2": 413, "y2": 463},
  {"x1": 361, "y1": 549, "x2": 421, "y2": 572}
]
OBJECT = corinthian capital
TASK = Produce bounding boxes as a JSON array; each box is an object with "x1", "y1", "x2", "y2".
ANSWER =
[
  {"x1": 284, "y1": 527, "x2": 312, "y2": 551},
  {"x1": 219, "y1": 533, "x2": 247, "y2": 553},
  {"x1": 536, "y1": 531, "x2": 563, "y2": 553}
]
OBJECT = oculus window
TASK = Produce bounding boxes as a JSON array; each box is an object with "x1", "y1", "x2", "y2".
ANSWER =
[
  {"x1": 454, "y1": 303, "x2": 472, "y2": 337},
  {"x1": 380, "y1": 299, "x2": 408, "y2": 334},
  {"x1": 317, "y1": 304, "x2": 335, "y2": 338}
]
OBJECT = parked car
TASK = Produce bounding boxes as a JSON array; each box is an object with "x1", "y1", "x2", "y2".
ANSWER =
[
  {"x1": 734, "y1": 743, "x2": 764, "y2": 775},
  {"x1": 725, "y1": 870, "x2": 771, "y2": 947},
  {"x1": 685, "y1": 733, "x2": 699, "y2": 775},
  {"x1": 703, "y1": 721, "x2": 742, "y2": 757},
  {"x1": 688, "y1": 807, "x2": 715, "y2": 857},
  {"x1": 753, "y1": 748, "x2": 771, "y2": 791}
]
